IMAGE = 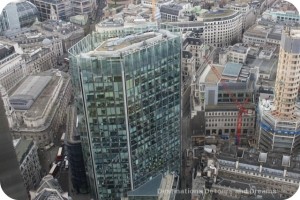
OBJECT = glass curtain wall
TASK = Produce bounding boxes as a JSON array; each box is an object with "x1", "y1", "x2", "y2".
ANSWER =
[{"x1": 69, "y1": 27, "x2": 181, "y2": 199}]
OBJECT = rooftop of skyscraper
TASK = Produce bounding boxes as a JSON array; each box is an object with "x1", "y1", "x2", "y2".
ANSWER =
[{"x1": 82, "y1": 30, "x2": 178, "y2": 57}]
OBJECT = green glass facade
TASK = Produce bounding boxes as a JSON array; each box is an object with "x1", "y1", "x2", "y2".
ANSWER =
[{"x1": 69, "y1": 28, "x2": 181, "y2": 199}]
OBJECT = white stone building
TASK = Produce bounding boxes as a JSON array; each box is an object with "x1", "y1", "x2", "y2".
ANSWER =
[
  {"x1": 30, "y1": 0, "x2": 73, "y2": 21},
  {"x1": 0, "y1": 39, "x2": 26, "y2": 91},
  {"x1": 227, "y1": 43, "x2": 250, "y2": 64},
  {"x1": 13, "y1": 138, "x2": 41, "y2": 191},
  {"x1": 3, "y1": 69, "x2": 72, "y2": 147},
  {"x1": 197, "y1": 9, "x2": 243, "y2": 47},
  {"x1": 194, "y1": 62, "x2": 256, "y2": 138},
  {"x1": 71, "y1": 0, "x2": 97, "y2": 18},
  {"x1": 226, "y1": 2, "x2": 256, "y2": 31}
]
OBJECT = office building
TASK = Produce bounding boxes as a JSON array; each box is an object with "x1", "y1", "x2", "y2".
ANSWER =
[
  {"x1": 258, "y1": 28, "x2": 300, "y2": 154},
  {"x1": 141, "y1": 0, "x2": 173, "y2": 8},
  {"x1": 107, "y1": 0, "x2": 131, "y2": 7},
  {"x1": 262, "y1": 0, "x2": 300, "y2": 24},
  {"x1": 71, "y1": 0, "x2": 97, "y2": 18},
  {"x1": 243, "y1": 21, "x2": 283, "y2": 46},
  {"x1": 127, "y1": 173, "x2": 179, "y2": 200},
  {"x1": 23, "y1": 47, "x2": 58, "y2": 75},
  {"x1": 163, "y1": 8, "x2": 242, "y2": 47},
  {"x1": 227, "y1": 43, "x2": 250, "y2": 64},
  {"x1": 194, "y1": 62, "x2": 256, "y2": 141},
  {"x1": 243, "y1": 23, "x2": 271, "y2": 45},
  {"x1": 160, "y1": 3, "x2": 192, "y2": 22},
  {"x1": 13, "y1": 138, "x2": 42, "y2": 191},
  {"x1": 263, "y1": 10, "x2": 300, "y2": 23},
  {"x1": 249, "y1": 46, "x2": 278, "y2": 90},
  {"x1": 96, "y1": 3, "x2": 159, "y2": 36},
  {"x1": 6, "y1": 28, "x2": 64, "y2": 58},
  {"x1": 0, "y1": 92, "x2": 28, "y2": 200},
  {"x1": 69, "y1": 29, "x2": 181, "y2": 199},
  {"x1": 0, "y1": 39, "x2": 26, "y2": 92},
  {"x1": 192, "y1": 144, "x2": 300, "y2": 200},
  {"x1": 182, "y1": 31, "x2": 209, "y2": 80},
  {"x1": 65, "y1": 105, "x2": 89, "y2": 194},
  {"x1": 181, "y1": 31, "x2": 213, "y2": 117},
  {"x1": 226, "y1": 2, "x2": 256, "y2": 31},
  {"x1": 198, "y1": 9, "x2": 242, "y2": 47},
  {"x1": 1, "y1": 0, "x2": 39, "y2": 32},
  {"x1": 30, "y1": 0, "x2": 73, "y2": 21},
  {"x1": 4, "y1": 69, "x2": 71, "y2": 147},
  {"x1": 36, "y1": 19, "x2": 85, "y2": 53}
]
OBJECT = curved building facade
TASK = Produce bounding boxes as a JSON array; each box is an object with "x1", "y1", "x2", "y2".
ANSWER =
[
  {"x1": 258, "y1": 28, "x2": 300, "y2": 154},
  {"x1": 69, "y1": 28, "x2": 181, "y2": 199},
  {"x1": 198, "y1": 9, "x2": 243, "y2": 47},
  {"x1": 1, "y1": 0, "x2": 38, "y2": 31}
]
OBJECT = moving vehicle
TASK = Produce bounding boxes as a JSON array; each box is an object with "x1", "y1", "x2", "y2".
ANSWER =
[
  {"x1": 49, "y1": 164, "x2": 59, "y2": 176},
  {"x1": 56, "y1": 147, "x2": 63, "y2": 161},
  {"x1": 65, "y1": 160, "x2": 69, "y2": 169},
  {"x1": 60, "y1": 133, "x2": 65, "y2": 145}
]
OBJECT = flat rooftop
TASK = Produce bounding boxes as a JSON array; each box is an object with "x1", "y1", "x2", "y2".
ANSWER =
[
  {"x1": 40, "y1": 20, "x2": 83, "y2": 35},
  {"x1": 218, "y1": 143, "x2": 300, "y2": 177},
  {"x1": 205, "y1": 103, "x2": 256, "y2": 112},
  {"x1": 230, "y1": 43, "x2": 249, "y2": 54},
  {"x1": 204, "y1": 66, "x2": 223, "y2": 83},
  {"x1": 249, "y1": 57, "x2": 278, "y2": 78},
  {"x1": 10, "y1": 76, "x2": 52, "y2": 110},
  {"x1": 222, "y1": 62, "x2": 243, "y2": 77},
  {"x1": 244, "y1": 24, "x2": 272, "y2": 36},
  {"x1": 83, "y1": 30, "x2": 177, "y2": 57},
  {"x1": 200, "y1": 62, "x2": 250, "y2": 84},
  {"x1": 25, "y1": 76, "x2": 60, "y2": 118},
  {"x1": 9, "y1": 70, "x2": 68, "y2": 122},
  {"x1": 162, "y1": 21, "x2": 204, "y2": 28},
  {"x1": 97, "y1": 33, "x2": 157, "y2": 51},
  {"x1": 216, "y1": 179, "x2": 251, "y2": 190},
  {"x1": 201, "y1": 9, "x2": 237, "y2": 20}
]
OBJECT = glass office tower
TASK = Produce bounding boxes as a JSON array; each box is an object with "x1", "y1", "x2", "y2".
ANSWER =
[{"x1": 69, "y1": 28, "x2": 181, "y2": 199}]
